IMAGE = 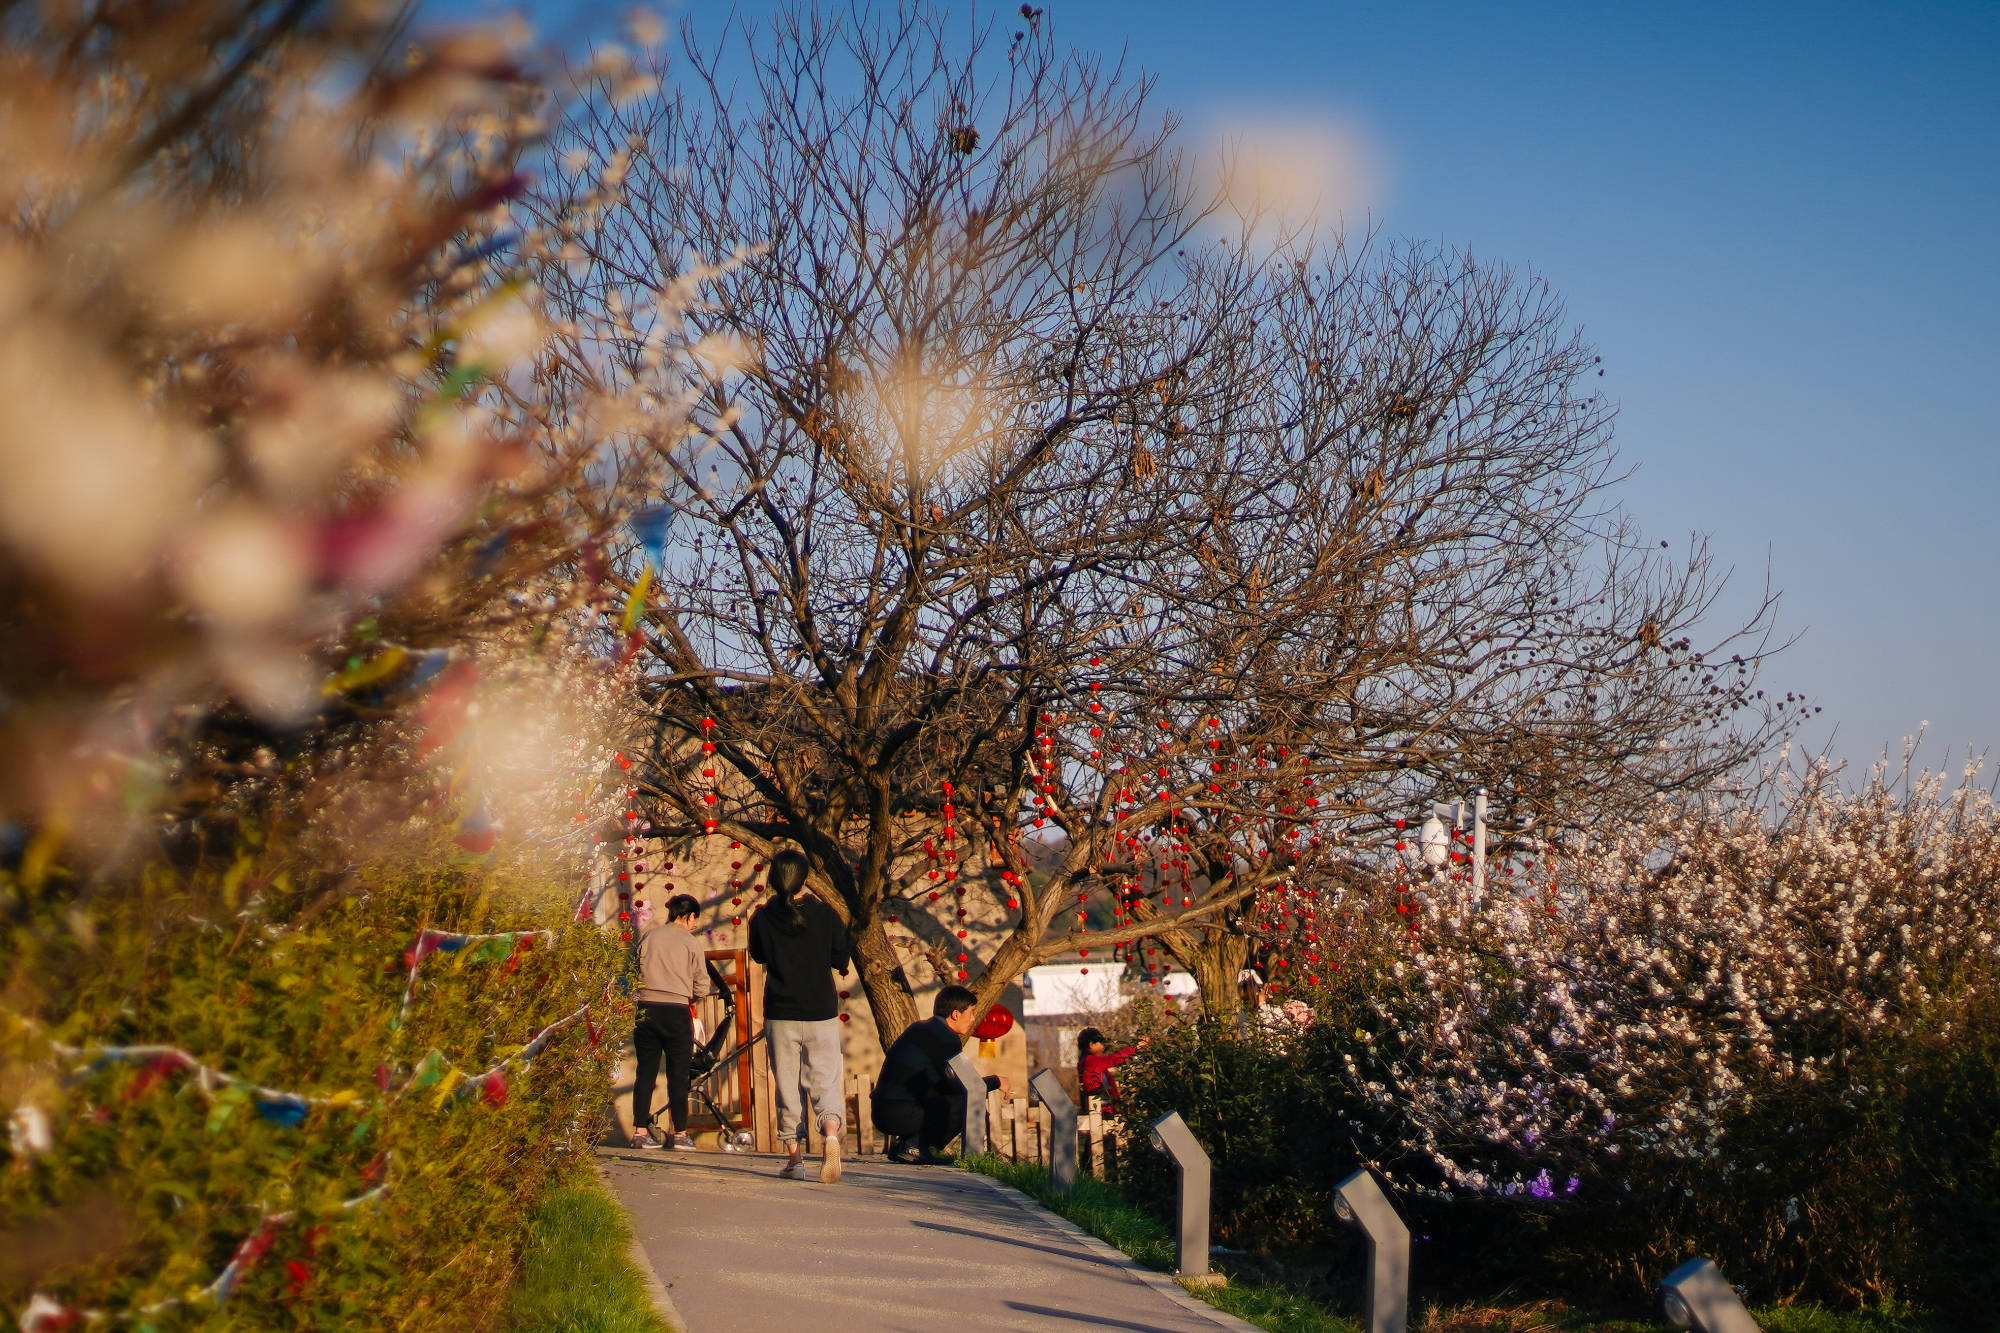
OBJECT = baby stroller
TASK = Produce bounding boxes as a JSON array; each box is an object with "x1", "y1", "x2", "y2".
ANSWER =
[{"x1": 688, "y1": 957, "x2": 761, "y2": 1150}]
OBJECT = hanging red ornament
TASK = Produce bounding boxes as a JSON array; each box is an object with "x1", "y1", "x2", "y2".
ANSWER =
[{"x1": 974, "y1": 1004, "x2": 1015, "y2": 1042}]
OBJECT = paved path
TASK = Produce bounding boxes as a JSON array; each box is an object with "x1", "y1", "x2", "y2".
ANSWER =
[{"x1": 599, "y1": 1147, "x2": 1258, "y2": 1333}]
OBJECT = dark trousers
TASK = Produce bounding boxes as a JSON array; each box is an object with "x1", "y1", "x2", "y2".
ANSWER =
[
  {"x1": 871, "y1": 1089, "x2": 965, "y2": 1152},
  {"x1": 633, "y1": 1002, "x2": 694, "y2": 1133}
]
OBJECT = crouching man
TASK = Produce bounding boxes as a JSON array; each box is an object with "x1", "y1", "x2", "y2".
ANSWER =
[{"x1": 870, "y1": 985, "x2": 1010, "y2": 1164}]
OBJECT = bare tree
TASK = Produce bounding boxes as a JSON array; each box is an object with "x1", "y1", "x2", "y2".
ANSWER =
[
  {"x1": 535, "y1": 2, "x2": 1788, "y2": 1039},
  {"x1": 1107, "y1": 246, "x2": 1796, "y2": 1013}
]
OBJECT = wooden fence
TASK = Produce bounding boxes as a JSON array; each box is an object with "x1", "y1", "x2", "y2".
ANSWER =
[{"x1": 755, "y1": 1071, "x2": 1131, "y2": 1182}]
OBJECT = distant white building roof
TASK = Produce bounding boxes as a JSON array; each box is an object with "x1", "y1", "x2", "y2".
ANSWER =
[{"x1": 1021, "y1": 962, "x2": 1196, "y2": 1015}]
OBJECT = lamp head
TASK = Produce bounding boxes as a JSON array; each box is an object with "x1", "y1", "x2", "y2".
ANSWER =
[
  {"x1": 1419, "y1": 816, "x2": 1449, "y2": 869},
  {"x1": 1656, "y1": 1257, "x2": 1761, "y2": 1333},
  {"x1": 1329, "y1": 1168, "x2": 1409, "y2": 1246}
]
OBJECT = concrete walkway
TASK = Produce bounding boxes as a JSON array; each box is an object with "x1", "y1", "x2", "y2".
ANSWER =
[{"x1": 599, "y1": 1147, "x2": 1259, "y2": 1333}]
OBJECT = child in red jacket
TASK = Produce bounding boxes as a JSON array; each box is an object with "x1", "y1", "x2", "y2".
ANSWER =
[{"x1": 1075, "y1": 1027, "x2": 1147, "y2": 1109}]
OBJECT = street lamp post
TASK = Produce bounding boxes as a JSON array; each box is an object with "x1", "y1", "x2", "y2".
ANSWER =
[{"x1": 1471, "y1": 786, "x2": 1487, "y2": 899}]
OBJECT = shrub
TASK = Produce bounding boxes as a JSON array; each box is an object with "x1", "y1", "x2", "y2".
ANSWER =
[
  {"x1": 1117, "y1": 1019, "x2": 1374, "y2": 1255},
  {"x1": 1, "y1": 856, "x2": 627, "y2": 1328},
  {"x1": 1117, "y1": 768, "x2": 2000, "y2": 1326}
]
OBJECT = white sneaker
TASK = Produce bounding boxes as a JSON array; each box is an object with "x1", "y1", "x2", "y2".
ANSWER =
[
  {"x1": 671, "y1": 1132, "x2": 697, "y2": 1151},
  {"x1": 631, "y1": 1127, "x2": 657, "y2": 1149},
  {"x1": 820, "y1": 1133, "x2": 843, "y2": 1185}
]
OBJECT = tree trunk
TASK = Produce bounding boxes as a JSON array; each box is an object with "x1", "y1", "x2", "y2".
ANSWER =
[
  {"x1": 850, "y1": 916, "x2": 919, "y2": 1047},
  {"x1": 973, "y1": 925, "x2": 1039, "y2": 1016},
  {"x1": 1186, "y1": 933, "x2": 1250, "y2": 1020},
  {"x1": 1123, "y1": 894, "x2": 1251, "y2": 1020}
]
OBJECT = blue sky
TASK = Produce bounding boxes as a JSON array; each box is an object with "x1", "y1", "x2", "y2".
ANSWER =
[
  {"x1": 439, "y1": 0, "x2": 1999, "y2": 782},
  {"x1": 1044, "y1": 1, "x2": 1999, "y2": 782}
]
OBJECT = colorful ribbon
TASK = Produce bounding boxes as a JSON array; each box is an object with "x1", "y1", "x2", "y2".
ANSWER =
[{"x1": 396, "y1": 928, "x2": 554, "y2": 1026}]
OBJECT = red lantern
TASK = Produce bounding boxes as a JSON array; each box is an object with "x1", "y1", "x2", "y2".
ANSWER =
[{"x1": 974, "y1": 1003, "x2": 1015, "y2": 1056}]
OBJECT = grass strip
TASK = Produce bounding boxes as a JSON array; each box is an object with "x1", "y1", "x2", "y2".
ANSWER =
[
  {"x1": 1753, "y1": 1307, "x2": 1933, "y2": 1333},
  {"x1": 961, "y1": 1153, "x2": 1359, "y2": 1333},
  {"x1": 505, "y1": 1162, "x2": 672, "y2": 1333},
  {"x1": 962, "y1": 1153, "x2": 1179, "y2": 1272},
  {"x1": 958, "y1": 1156, "x2": 1926, "y2": 1333}
]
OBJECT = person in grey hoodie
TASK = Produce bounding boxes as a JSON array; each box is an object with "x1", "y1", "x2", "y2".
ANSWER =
[{"x1": 632, "y1": 893, "x2": 711, "y2": 1149}]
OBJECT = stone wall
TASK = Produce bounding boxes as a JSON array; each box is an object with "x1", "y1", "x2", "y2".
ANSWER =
[{"x1": 591, "y1": 819, "x2": 1031, "y2": 1100}]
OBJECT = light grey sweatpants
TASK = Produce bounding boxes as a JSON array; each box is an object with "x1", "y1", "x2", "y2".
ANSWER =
[{"x1": 766, "y1": 1017, "x2": 845, "y2": 1146}]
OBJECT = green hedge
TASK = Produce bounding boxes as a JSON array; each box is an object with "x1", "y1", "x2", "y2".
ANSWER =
[{"x1": 1, "y1": 855, "x2": 625, "y2": 1330}]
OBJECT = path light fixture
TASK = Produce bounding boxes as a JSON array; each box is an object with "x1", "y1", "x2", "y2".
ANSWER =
[
  {"x1": 1146, "y1": 1112, "x2": 1219, "y2": 1283},
  {"x1": 1027, "y1": 1067, "x2": 1077, "y2": 1195},
  {"x1": 1658, "y1": 1258, "x2": 1761, "y2": 1333},
  {"x1": 1332, "y1": 1168, "x2": 1409, "y2": 1333},
  {"x1": 947, "y1": 1053, "x2": 988, "y2": 1156}
]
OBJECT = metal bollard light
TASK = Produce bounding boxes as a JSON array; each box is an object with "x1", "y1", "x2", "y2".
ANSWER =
[
  {"x1": 946, "y1": 1053, "x2": 988, "y2": 1157},
  {"x1": 1028, "y1": 1068, "x2": 1077, "y2": 1195},
  {"x1": 1659, "y1": 1258, "x2": 1762, "y2": 1333},
  {"x1": 1332, "y1": 1168, "x2": 1409, "y2": 1333},
  {"x1": 1147, "y1": 1112, "x2": 1218, "y2": 1283}
]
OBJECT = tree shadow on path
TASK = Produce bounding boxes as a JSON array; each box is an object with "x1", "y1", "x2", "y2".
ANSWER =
[
  {"x1": 1005, "y1": 1303, "x2": 1190, "y2": 1331},
  {"x1": 911, "y1": 1218, "x2": 1123, "y2": 1268}
]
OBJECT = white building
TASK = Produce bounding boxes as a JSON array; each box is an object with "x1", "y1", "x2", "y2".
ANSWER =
[{"x1": 1021, "y1": 962, "x2": 1196, "y2": 1015}]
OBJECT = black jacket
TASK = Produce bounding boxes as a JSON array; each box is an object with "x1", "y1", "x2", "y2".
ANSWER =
[
  {"x1": 872, "y1": 1016, "x2": 995, "y2": 1104},
  {"x1": 747, "y1": 895, "x2": 851, "y2": 1022}
]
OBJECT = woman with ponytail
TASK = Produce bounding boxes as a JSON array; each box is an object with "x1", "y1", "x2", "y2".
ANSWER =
[{"x1": 747, "y1": 848, "x2": 853, "y2": 1182}]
